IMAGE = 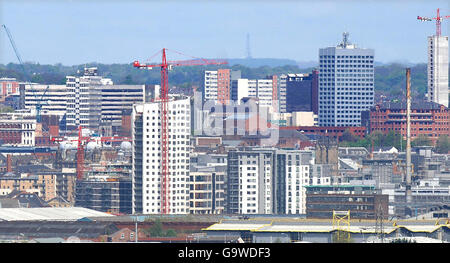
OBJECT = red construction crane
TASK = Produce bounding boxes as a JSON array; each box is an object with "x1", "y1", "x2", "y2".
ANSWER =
[
  {"x1": 417, "y1": 8, "x2": 450, "y2": 37},
  {"x1": 52, "y1": 126, "x2": 131, "y2": 180},
  {"x1": 133, "y1": 48, "x2": 227, "y2": 214}
]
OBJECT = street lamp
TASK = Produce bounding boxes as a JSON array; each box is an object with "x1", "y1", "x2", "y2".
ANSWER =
[{"x1": 134, "y1": 215, "x2": 138, "y2": 243}]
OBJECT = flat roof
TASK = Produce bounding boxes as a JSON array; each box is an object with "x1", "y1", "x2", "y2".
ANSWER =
[
  {"x1": 203, "y1": 218, "x2": 450, "y2": 234},
  {"x1": 305, "y1": 185, "x2": 375, "y2": 188}
]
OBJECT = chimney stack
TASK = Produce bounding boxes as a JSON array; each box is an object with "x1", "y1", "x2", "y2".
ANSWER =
[
  {"x1": 6, "y1": 154, "x2": 12, "y2": 173},
  {"x1": 405, "y1": 68, "x2": 412, "y2": 208}
]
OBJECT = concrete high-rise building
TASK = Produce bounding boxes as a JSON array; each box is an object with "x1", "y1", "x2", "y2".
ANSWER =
[
  {"x1": 318, "y1": 33, "x2": 374, "y2": 127},
  {"x1": 23, "y1": 84, "x2": 68, "y2": 118},
  {"x1": 427, "y1": 35, "x2": 449, "y2": 108},
  {"x1": 99, "y1": 84, "x2": 144, "y2": 136},
  {"x1": 65, "y1": 68, "x2": 145, "y2": 134},
  {"x1": 132, "y1": 95, "x2": 191, "y2": 214},
  {"x1": 66, "y1": 68, "x2": 109, "y2": 130},
  {"x1": 203, "y1": 70, "x2": 241, "y2": 104}
]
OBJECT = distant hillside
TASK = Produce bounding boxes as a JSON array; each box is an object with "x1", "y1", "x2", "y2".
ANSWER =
[
  {"x1": 0, "y1": 62, "x2": 448, "y2": 101},
  {"x1": 227, "y1": 58, "x2": 298, "y2": 68},
  {"x1": 374, "y1": 63, "x2": 428, "y2": 98}
]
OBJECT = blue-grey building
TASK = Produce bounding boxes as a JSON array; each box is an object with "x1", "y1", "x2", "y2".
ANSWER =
[{"x1": 318, "y1": 32, "x2": 374, "y2": 127}]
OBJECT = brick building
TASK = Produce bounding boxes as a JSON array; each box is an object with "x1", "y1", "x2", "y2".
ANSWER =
[
  {"x1": 0, "y1": 116, "x2": 36, "y2": 146},
  {"x1": 204, "y1": 69, "x2": 241, "y2": 105},
  {"x1": 0, "y1": 174, "x2": 57, "y2": 201},
  {"x1": 0, "y1": 78, "x2": 19, "y2": 102},
  {"x1": 364, "y1": 101, "x2": 450, "y2": 143},
  {"x1": 305, "y1": 185, "x2": 389, "y2": 219}
]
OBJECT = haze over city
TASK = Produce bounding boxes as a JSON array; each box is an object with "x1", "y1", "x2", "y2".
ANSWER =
[{"x1": 0, "y1": 0, "x2": 448, "y2": 65}]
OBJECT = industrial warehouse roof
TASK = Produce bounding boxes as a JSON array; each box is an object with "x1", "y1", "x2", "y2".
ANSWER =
[
  {"x1": 0, "y1": 207, "x2": 115, "y2": 221},
  {"x1": 0, "y1": 221, "x2": 119, "y2": 239},
  {"x1": 203, "y1": 218, "x2": 450, "y2": 234}
]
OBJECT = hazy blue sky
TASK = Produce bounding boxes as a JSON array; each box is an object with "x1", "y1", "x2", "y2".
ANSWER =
[{"x1": 0, "y1": 0, "x2": 448, "y2": 65}]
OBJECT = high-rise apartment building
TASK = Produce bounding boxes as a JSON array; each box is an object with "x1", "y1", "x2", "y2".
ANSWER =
[
  {"x1": 227, "y1": 149, "x2": 275, "y2": 214},
  {"x1": 189, "y1": 168, "x2": 226, "y2": 215},
  {"x1": 203, "y1": 70, "x2": 241, "y2": 104},
  {"x1": 231, "y1": 76, "x2": 278, "y2": 110},
  {"x1": 275, "y1": 149, "x2": 314, "y2": 215},
  {"x1": 318, "y1": 33, "x2": 374, "y2": 127},
  {"x1": 75, "y1": 178, "x2": 132, "y2": 214},
  {"x1": 226, "y1": 148, "x2": 315, "y2": 215},
  {"x1": 132, "y1": 95, "x2": 191, "y2": 214},
  {"x1": 427, "y1": 35, "x2": 449, "y2": 108}
]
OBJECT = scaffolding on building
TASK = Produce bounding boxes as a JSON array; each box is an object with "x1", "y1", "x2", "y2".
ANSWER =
[{"x1": 332, "y1": 210, "x2": 351, "y2": 242}]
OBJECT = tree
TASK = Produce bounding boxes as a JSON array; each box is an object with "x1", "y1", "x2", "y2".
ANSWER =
[
  {"x1": 123, "y1": 74, "x2": 133, "y2": 85},
  {"x1": 368, "y1": 130, "x2": 384, "y2": 147},
  {"x1": 143, "y1": 219, "x2": 177, "y2": 237},
  {"x1": 411, "y1": 134, "x2": 432, "y2": 147},
  {"x1": 165, "y1": 229, "x2": 177, "y2": 237},
  {"x1": 148, "y1": 219, "x2": 164, "y2": 237},
  {"x1": 435, "y1": 135, "x2": 450, "y2": 154},
  {"x1": 340, "y1": 129, "x2": 358, "y2": 143},
  {"x1": 0, "y1": 106, "x2": 14, "y2": 113}
]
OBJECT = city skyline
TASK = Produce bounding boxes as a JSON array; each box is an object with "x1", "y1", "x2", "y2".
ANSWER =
[{"x1": 0, "y1": 1, "x2": 449, "y2": 66}]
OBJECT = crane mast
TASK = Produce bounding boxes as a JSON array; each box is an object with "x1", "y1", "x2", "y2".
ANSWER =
[
  {"x1": 417, "y1": 8, "x2": 450, "y2": 37},
  {"x1": 133, "y1": 48, "x2": 227, "y2": 214}
]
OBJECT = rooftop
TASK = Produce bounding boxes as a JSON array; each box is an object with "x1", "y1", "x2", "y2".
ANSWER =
[
  {"x1": 374, "y1": 101, "x2": 447, "y2": 111},
  {"x1": 0, "y1": 207, "x2": 114, "y2": 221},
  {"x1": 203, "y1": 218, "x2": 450, "y2": 234}
]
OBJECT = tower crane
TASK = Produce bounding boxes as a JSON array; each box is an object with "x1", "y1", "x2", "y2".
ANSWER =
[
  {"x1": 417, "y1": 8, "x2": 450, "y2": 37},
  {"x1": 133, "y1": 48, "x2": 227, "y2": 214},
  {"x1": 2, "y1": 24, "x2": 49, "y2": 123}
]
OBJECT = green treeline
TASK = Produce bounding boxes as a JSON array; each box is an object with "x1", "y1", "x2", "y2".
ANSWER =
[
  {"x1": 340, "y1": 129, "x2": 450, "y2": 154},
  {"x1": 2, "y1": 62, "x2": 447, "y2": 100}
]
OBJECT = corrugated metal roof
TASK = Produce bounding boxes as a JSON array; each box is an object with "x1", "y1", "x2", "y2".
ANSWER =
[
  {"x1": 0, "y1": 207, "x2": 114, "y2": 221},
  {"x1": 203, "y1": 219, "x2": 450, "y2": 234}
]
